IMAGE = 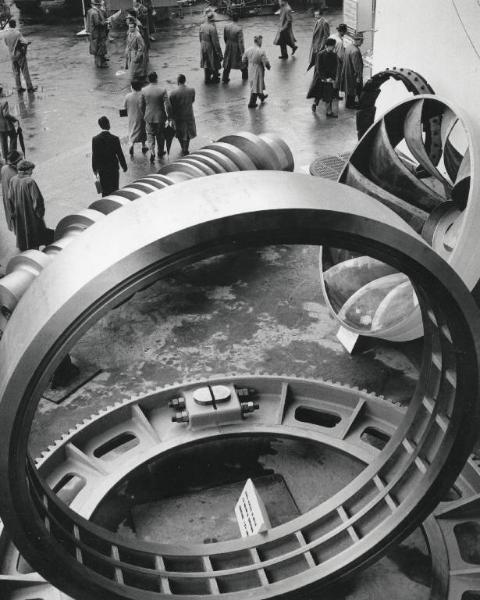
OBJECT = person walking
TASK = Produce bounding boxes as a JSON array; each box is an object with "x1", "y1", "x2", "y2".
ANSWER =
[
  {"x1": 0, "y1": 84, "x2": 19, "y2": 161},
  {"x1": 3, "y1": 19, "x2": 37, "y2": 92},
  {"x1": 169, "y1": 74, "x2": 196, "y2": 156},
  {"x1": 331, "y1": 23, "x2": 348, "y2": 98},
  {"x1": 1, "y1": 149, "x2": 22, "y2": 232},
  {"x1": 141, "y1": 71, "x2": 171, "y2": 164},
  {"x1": 307, "y1": 10, "x2": 330, "y2": 71},
  {"x1": 125, "y1": 19, "x2": 148, "y2": 83},
  {"x1": 86, "y1": 0, "x2": 109, "y2": 69},
  {"x1": 274, "y1": 0, "x2": 297, "y2": 60},
  {"x1": 340, "y1": 32, "x2": 364, "y2": 109},
  {"x1": 199, "y1": 9, "x2": 223, "y2": 84},
  {"x1": 222, "y1": 15, "x2": 247, "y2": 83},
  {"x1": 8, "y1": 160, "x2": 47, "y2": 251},
  {"x1": 123, "y1": 80, "x2": 148, "y2": 157},
  {"x1": 307, "y1": 37, "x2": 339, "y2": 116},
  {"x1": 242, "y1": 35, "x2": 271, "y2": 108},
  {"x1": 92, "y1": 116, "x2": 127, "y2": 197}
]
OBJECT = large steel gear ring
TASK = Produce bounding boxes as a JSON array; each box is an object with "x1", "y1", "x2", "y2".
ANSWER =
[{"x1": 0, "y1": 171, "x2": 480, "y2": 599}]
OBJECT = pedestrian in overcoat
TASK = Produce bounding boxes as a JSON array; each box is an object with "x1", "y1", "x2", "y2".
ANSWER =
[
  {"x1": 169, "y1": 74, "x2": 197, "y2": 156},
  {"x1": 222, "y1": 15, "x2": 247, "y2": 83},
  {"x1": 123, "y1": 80, "x2": 148, "y2": 157},
  {"x1": 125, "y1": 20, "x2": 148, "y2": 82},
  {"x1": 8, "y1": 160, "x2": 47, "y2": 251},
  {"x1": 307, "y1": 11, "x2": 330, "y2": 71},
  {"x1": 274, "y1": 0, "x2": 297, "y2": 59},
  {"x1": 0, "y1": 84, "x2": 19, "y2": 161},
  {"x1": 242, "y1": 35, "x2": 271, "y2": 108},
  {"x1": 86, "y1": 0, "x2": 109, "y2": 68},
  {"x1": 199, "y1": 10, "x2": 223, "y2": 83},
  {"x1": 307, "y1": 37, "x2": 339, "y2": 116},
  {"x1": 331, "y1": 23, "x2": 348, "y2": 95},
  {"x1": 1, "y1": 149, "x2": 22, "y2": 231},
  {"x1": 340, "y1": 33, "x2": 364, "y2": 108}
]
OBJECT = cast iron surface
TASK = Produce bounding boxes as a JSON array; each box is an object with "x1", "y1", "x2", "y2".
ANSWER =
[{"x1": 0, "y1": 172, "x2": 479, "y2": 599}]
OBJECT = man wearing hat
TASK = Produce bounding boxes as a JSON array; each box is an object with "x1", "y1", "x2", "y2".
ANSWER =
[
  {"x1": 340, "y1": 32, "x2": 364, "y2": 109},
  {"x1": 1, "y1": 149, "x2": 22, "y2": 231},
  {"x1": 86, "y1": 0, "x2": 109, "y2": 68},
  {"x1": 199, "y1": 9, "x2": 223, "y2": 84},
  {"x1": 8, "y1": 159, "x2": 48, "y2": 251}
]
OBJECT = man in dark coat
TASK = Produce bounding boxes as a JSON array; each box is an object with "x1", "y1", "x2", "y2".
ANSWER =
[
  {"x1": 8, "y1": 159, "x2": 47, "y2": 251},
  {"x1": 222, "y1": 15, "x2": 247, "y2": 83},
  {"x1": 1, "y1": 149, "x2": 22, "y2": 231},
  {"x1": 92, "y1": 116, "x2": 127, "y2": 197},
  {"x1": 340, "y1": 32, "x2": 364, "y2": 109},
  {"x1": 307, "y1": 11, "x2": 330, "y2": 71},
  {"x1": 169, "y1": 74, "x2": 197, "y2": 156},
  {"x1": 0, "y1": 83, "x2": 19, "y2": 161},
  {"x1": 274, "y1": 0, "x2": 297, "y2": 60},
  {"x1": 199, "y1": 9, "x2": 223, "y2": 84},
  {"x1": 86, "y1": 0, "x2": 109, "y2": 68}
]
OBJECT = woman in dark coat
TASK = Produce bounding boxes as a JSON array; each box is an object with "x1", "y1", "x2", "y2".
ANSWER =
[
  {"x1": 307, "y1": 37, "x2": 339, "y2": 116},
  {"x1": 8, "y1": 159, "x2": 48, "y2": 251}
]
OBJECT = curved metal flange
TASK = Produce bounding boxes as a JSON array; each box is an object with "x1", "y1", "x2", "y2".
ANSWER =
[
  {"x1": 356, "y1": 67, "x2": 435, "y2": 140},
  {"x1": 320, "y1": 94, "x2": 479, "y2": 342},
  {"x1": 0, "y1": 172, "x2": 479, "y2": 599},
  {"x1": 0, "y1": 132, "x2": 293, "y2": 336}
]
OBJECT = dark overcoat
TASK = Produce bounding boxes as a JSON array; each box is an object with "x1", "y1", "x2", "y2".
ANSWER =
[
  {"x1": 273, "y1": 3, "x2": 296, "y2": 47},
  {"x1": 169, "y1": 84, "x2": 197, "y2": 140},
  {"x1": 8, "y1": 173, "x2": 47, "y2": 251},
  {"x1": 223, "y1": 22, "x2": 245, "y2": 70},
  {"x1": 199, "y1": 21, "x2": 223, "y2": 71}
]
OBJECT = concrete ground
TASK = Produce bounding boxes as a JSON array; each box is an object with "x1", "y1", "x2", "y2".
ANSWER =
[{"x1": 0, "y1": 5, "x2": 433, "y2": 599}]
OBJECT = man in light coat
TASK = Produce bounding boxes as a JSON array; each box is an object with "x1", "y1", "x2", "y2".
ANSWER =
[
  {"x1": 199, "y1": 9, "x2": 223, "y2": 84},
  {"x1": 141, "y1": 71, "x2": 171, "y2": 163},
  {"x1": 222, "y1": 15, "x2": 247, "y2": 83},
  {"x1": 169, "y1": 74, "x2": 196, "y2": 156},
  {"x1": 242, "y1": 35, "x2": 271, "y2": 108},
  {"x1": 3, "y1": 19, "x2": 37, "y2": 92},
  {"x1": 273, "y1": 0, "x2": 297, "y2": 59}
]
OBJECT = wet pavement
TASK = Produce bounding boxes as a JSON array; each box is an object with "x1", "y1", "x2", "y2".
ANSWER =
[{"x1": 0, "y1": 3, "x2": 357, "y2": 266}]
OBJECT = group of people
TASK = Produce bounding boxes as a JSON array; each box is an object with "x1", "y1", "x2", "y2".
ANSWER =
[{"x1": 307, "y1": 16, "x2": 364, "y2": 116}]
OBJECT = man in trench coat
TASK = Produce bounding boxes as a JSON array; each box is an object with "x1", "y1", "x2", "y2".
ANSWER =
[
  {"x1": 307, "y1": 11, "x2": 330, "y2": 71},
  {"x1": 242, "y1": 35, "x2": 271, "y2": 108},
  {"x1": 86, "y1": 0, "x2": 109, "y2": 68},
  {"x1": 274, "y1": 0, "x2": 297, "y2": 59},
  {"x1": 340, "y1": 32, "x2": 364, "y2": 108},
  {"x1": 222, "y1": 15, "x2": 247, "y2": 83},
  {"x1": 199, "y1": 10, "x2": 223, "y2": 84}
]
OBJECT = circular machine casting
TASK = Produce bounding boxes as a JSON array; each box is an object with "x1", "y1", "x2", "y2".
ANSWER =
[
  {"x1": 2, "y1": 377, "x2": 480, "y2": 600},
  {"x1": 320, "y1": 94, "x2": 478, "y2": 341},
  {"x1": 0, "y1": 172, "x2": 480, "y2": 599}
]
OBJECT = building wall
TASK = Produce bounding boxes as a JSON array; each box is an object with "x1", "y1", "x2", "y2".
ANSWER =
[{"x1": 372, "y1": 0, "x2": 480, "y2": 136}]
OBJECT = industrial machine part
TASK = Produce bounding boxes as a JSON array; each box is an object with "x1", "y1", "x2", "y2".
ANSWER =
[
  {"x1": 0, "y1": 132, "x2": 293, "y2": 336},
  {"x1": 356, "y1": 67, "x2": 435, "y2": 139},
  {"x1": 2, "y1": 375, "x2": 480, "y2": 600},
  {"x1": 320, "y1": 94, "x2": 478, "y2": 342},
  {"x1": 0, "y1": 171, "x2": 479, "y2": 599}
]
